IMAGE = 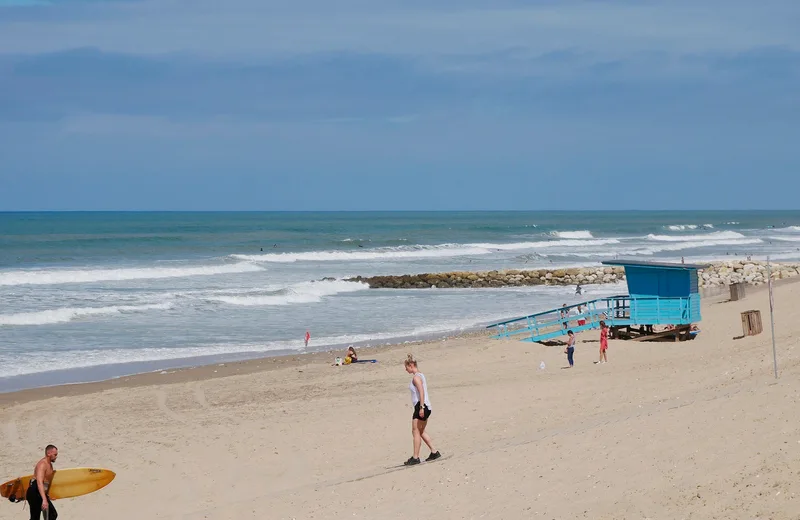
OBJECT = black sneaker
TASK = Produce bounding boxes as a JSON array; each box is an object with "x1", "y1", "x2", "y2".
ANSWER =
[
  {"x1": 403, "y1": 456, "x2": 421, "y2": 466},
  {"x1": 425, "y1": 451, "x2": 441, "y2": 462}
]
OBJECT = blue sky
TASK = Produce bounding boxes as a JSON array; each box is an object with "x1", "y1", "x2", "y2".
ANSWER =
[{"x1": 0, "y1": 0, "x2": 798, "y2": 210}]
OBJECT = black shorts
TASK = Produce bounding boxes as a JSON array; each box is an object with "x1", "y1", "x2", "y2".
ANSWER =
[
  {"x1": 26, "y1": 480, "x2": 57, "y2": 520},
  {"x1": 413, "y1": 402, "x2": 432, "y2": 421}
]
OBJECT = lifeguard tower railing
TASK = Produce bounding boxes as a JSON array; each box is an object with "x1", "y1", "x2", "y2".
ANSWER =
[{"x1": 486, "y1": 294, "x2": 698, "y2": 343}]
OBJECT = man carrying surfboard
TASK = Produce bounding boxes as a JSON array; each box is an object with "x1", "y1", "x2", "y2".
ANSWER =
[{"x1": 26, "y1": 445, "x2": 58, "y2": 520}]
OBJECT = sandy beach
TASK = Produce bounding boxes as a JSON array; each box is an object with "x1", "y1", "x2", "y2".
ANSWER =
[{"x1": 3, "y1": 280, "x2": 800, "y2": 519}]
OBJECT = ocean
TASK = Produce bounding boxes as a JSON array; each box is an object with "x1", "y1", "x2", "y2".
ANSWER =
[{"x1": 2, "y1": 210, "x2": 800, "y2": 392}]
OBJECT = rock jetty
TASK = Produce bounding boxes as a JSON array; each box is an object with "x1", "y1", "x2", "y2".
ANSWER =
[
  {"x1": 346, "y1": 266, "x2": 625, "y2": 289},
  {"x1": 345, "y1": 261, "x2": 800, "y2": 290},
  {"x1": 698, "y1": 260, "x2": 800, "y2": 287}
]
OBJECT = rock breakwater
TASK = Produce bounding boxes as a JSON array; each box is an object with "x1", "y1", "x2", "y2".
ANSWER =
[
  {"x1": 346, "y1": 266, "x2": 625, "y2": 289},
  {"x1": 698, "y1": 260, "x2": 800, "y2": 287},
  {"x1": 345, "y1": 261, "x2": 800, "y2": 289}
]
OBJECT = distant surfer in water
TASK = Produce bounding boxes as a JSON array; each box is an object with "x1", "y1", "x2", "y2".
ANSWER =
[
  {"x1": 27, "y1": 444, "x2": 58, "y2": 520},
  {"x1": 403, "y1": 354, "x2": 440, "y2": 465}
]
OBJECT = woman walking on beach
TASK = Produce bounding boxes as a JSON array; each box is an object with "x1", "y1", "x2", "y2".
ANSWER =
[
  {"x1": 403, "y1": 354, "x2": 441, "y2": 466},
  {"x1": 598, "y1": 320, "x2": 609, "y2": 364},
  {"x1": 564, "y1": 330, "x2": 575, "y2": 368}
]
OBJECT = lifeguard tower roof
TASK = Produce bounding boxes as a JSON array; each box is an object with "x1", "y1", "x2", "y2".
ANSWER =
[
  {"x1": 601, "y1": 258, "x2": 707, "y2": 325},
  {"x1": 601, "y1": 259, "x2": 710, "y2": 270}
]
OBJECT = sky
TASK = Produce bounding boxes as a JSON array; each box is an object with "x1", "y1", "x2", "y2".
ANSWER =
[{"x1": 0, "y1": 0, "x2": 798, "y2": 211}]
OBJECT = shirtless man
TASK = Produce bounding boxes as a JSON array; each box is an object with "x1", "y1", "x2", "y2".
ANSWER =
[{"x1": 26, "y1": 445, "x2": 58, "y2": 520}]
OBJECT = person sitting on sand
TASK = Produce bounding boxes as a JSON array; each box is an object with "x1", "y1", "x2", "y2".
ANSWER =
[
  {"x1": 345, "y1": 346, "x2": 358, "y2": 364},
  {"x1": 403, "y1": 354, "x2": 440, "y2": 466},
  {"x1": 564, "y1": 330, "x2": 576, "y2": 368}
]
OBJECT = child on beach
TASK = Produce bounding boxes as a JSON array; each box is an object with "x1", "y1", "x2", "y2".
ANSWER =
[
  {"x1": 597, "y1": 320, "x2": 609, "y2": 364},
  {"x1": 403, "y1": 354, "x2": 441, "y2": 466},
  {"x1": 564, "y1": 330, "x2": 575, "y2": 368}
]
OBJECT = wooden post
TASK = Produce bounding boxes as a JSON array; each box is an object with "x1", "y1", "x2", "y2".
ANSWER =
[
  {"x1": 730, "y1": 282, "x2": 746, "y2": 301},
  {"x1": 741, "y1": 310, "x2": 763, "y2": 336}
]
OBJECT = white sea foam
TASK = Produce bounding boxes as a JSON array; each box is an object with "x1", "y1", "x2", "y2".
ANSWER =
[
  {"x1": 666, "y1": 224, "x2": 714, "y2": 231},
  {"x1": 0, "y1": 263, "x2": 262, "y2": 287},
  {"x1": 231, "y1": 239, "x2": 620, "y2": 263},
  {"x1": 0, "y1": 303, "x2": 173, "y2": 326},
  {"x1": 207, "y1": 280, "x2": 369, "y2": 306},
  {"x1": 0, "y1": 315, "x2": 514, "y2": 377},
  {"x1": 759, "y1": 252, "x2": 800, "y2": 261},
  {"x1": 771, "y1": 236, "x2": 800, "y2": 242},
  {"x1": 646, "y1": 231, "x2": 746, "y2": 242},
  {"x1": 774, "y1": 226, "x2": 800, "y2": 233},
  {"x1": 231, "y1": 246, "x2": 489, "y2": 263},
  {"x1": 548, "y1": 230, "x2": 594, "y2": 239},
  {"x1": 560, "y1": 238, "x2": 762, "y2": 258},
  {"x1": 666, "y1": 225, "x2": 698, "y2": 231},
  {"x1": 467, "y1": 239, "x2": 618, "y2": 250}
]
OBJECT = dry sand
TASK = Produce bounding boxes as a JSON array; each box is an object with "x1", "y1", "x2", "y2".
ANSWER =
[{"x1": 3, "y1": 281, "x2": 800, "y2": 519}]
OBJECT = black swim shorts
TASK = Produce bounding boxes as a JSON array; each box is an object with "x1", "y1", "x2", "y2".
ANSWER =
[{"x1": 413, "y1": 402, "x2": 432, "y2": 421}]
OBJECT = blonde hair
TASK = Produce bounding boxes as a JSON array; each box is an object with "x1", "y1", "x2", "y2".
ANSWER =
[{"x1": 404, "y1": 353, "x2": 417, "y2": 367}]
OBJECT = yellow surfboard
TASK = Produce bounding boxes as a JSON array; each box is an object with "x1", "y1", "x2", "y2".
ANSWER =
[{"x1": 2, "y1": 468, "x2": 115, "y2": 502}]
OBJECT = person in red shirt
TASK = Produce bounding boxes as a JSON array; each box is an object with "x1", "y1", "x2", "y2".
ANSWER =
[{"x1": 598, "y1": 320, "x2": 609, "y2": 364}]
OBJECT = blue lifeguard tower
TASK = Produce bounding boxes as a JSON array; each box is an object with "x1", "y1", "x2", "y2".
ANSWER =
[{"x1": 486, "y1": 259, "x2": 708, "y2": 343}]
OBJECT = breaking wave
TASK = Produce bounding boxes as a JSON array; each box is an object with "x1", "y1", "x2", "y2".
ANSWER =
[
  {"x1": 206, "y1": 280, "x2": 369, "y2": 306},
  {"x1": 0, "y1": 263, "x2": 262, "y2": 287},
  {"x1": 0, "y1": 303, "x2": 173, "y2": 326},
  {"x1": 665, "y1": 224, "x2": 714, "y2": 231},
  {"x1": 230, "y1": 239, "x2": 620, "y2": 263},
  {"x1": 646, "y1": 231, "x2": 746, "y2": 242},
  {"x1": 548, "y1": 230, "x2": 594, "y2": 239}
]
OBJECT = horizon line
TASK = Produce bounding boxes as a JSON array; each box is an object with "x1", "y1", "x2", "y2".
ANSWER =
[{"x1": 2, "y1": 209, "x2": 800, "y2": 214}]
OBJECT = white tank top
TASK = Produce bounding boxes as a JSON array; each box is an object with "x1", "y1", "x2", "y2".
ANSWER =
[{"x1": 409, "y1": 372, "x2": 431, "y2": 409}]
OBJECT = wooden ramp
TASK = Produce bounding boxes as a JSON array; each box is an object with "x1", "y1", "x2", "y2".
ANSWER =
[
  {"x1": 486, "y1": 296, "x2": 632, "y2": 344},
  {"x1": 487, "y1": 295, "x2": 698, "y2": 344}
]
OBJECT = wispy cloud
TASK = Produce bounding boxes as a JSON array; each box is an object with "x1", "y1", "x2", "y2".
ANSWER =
[
  {"x1": 1, "y1": 1, "x2": 799, "y2": 55},
  {"x1": 0, "y1": 0, "x2": 798, "y2": 210}
]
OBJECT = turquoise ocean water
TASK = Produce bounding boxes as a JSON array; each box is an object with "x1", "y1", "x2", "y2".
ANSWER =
[{"x1": 2, "y1": 211, "x2": 800, "y2": 392}]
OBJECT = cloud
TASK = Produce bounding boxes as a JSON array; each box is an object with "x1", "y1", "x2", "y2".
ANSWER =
[
  {"x1": 0, "y1": 0, "x2": 798, "y2": 210},
  {"x1": 2, "y1": 45, "x2": 797, "y2": 125},
  {"x1": 1, "y1": 0, "x2": 798, "y2": 56}
]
